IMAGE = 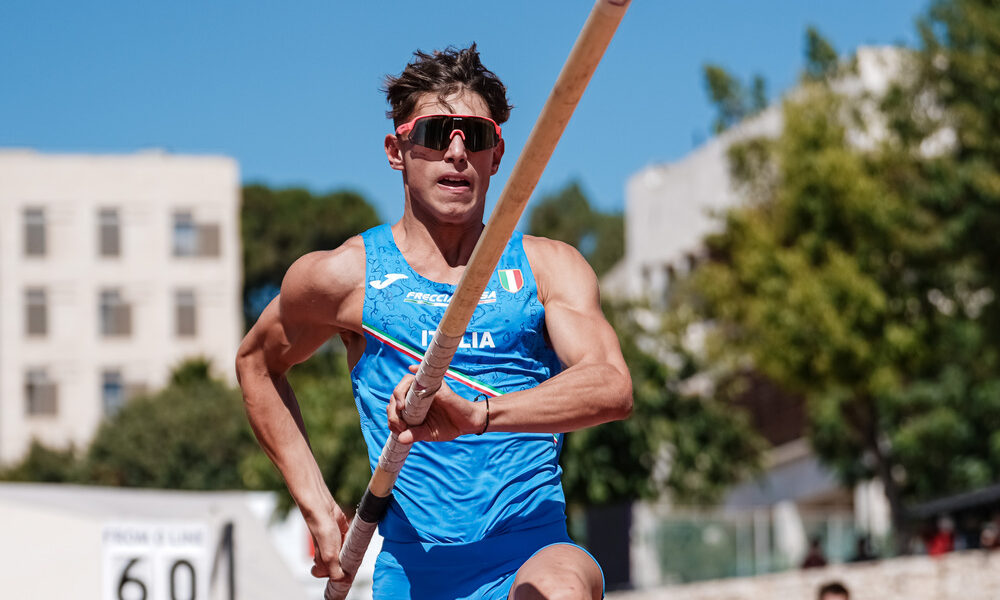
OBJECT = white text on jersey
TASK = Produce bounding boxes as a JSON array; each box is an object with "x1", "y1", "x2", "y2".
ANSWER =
[
  {"x1": 421, "y1": 329, "x2": 496, "y2": 349},
  {"x1": 405, "y1": 290, "x2": 497, "y2": 307}
]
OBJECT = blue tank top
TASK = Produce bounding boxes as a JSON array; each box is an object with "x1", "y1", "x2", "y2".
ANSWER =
[{"x1": 351, "y1": 224, "x2": 566, "y2": 544}]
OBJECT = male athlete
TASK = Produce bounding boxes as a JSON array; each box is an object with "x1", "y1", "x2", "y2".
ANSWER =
[{"x1": 236, "y1": 45, "x2": 632, "y2": 599}]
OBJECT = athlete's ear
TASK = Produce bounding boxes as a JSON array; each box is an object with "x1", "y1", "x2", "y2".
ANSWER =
[
  {"x1": 490, "y1": 138, "x2": 505, "y2": 176},
  {"x1": 386, "y1": 134, "x2": 405, "y2": 172}
]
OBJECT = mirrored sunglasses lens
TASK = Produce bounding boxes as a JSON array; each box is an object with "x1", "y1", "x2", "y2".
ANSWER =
[
  {"x1": 459, "y1": 118, "x2": 497, "y2": 151},
  {"x1": 412, "y1": 117, "x2": 496, "y2": 151},
  {"x1": 412, "y1": 117, "x2": 450, "y2": 150},
  {"x1": 461, "y1": 121, "x2": 490, "y2": 151}
]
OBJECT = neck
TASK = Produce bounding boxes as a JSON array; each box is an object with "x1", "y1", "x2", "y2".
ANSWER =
[{"x1": 397, "y1": 198, "x2": 485, "y2": 268}]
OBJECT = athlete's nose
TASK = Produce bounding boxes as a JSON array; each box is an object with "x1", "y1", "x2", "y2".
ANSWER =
[{"x1": 443, "y1": 130, "x2": 468, "y2": 164}]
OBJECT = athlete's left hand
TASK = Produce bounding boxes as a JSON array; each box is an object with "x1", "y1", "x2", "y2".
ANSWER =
[{"x1": 387, "y1": 365, "x2": 487, "y2": 443}]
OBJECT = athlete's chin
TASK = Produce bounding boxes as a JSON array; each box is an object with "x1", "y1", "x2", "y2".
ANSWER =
[
  {"x1": 421, "y1": 195, "x2": 484, "y2": 224},
  {"x1": 436, "y1": 207, "x2": 478, "y2": 225}
]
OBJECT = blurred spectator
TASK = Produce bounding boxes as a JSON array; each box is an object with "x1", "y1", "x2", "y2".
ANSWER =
[
  {"x1": 925, "y1": 515, "x2": 955, "y2": 556},
  {"x1": 981, "y1": 522, "x2": 999, "y2": 551},
  {"x1": 848, "y1": 534, "x2": 877, "y2": 562},
  {"x1": 801, "y1": 537, "x2": 828, "y2": 569},
  {"x1": 817, "y1": 581, "x2": 850, "y2": 600}
]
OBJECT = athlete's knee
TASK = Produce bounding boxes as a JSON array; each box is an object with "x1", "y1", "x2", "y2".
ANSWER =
[{"x1": 511, "y1": 571, "x2": 594, "y2": 600}]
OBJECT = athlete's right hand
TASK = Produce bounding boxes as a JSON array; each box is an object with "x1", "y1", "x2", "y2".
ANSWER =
[
  {"x1": 387, "y1": 368, "x2": 485, "y2": 443},
  {"x1": 307, "y1": 502, "x2": 353, "y2": 583}
]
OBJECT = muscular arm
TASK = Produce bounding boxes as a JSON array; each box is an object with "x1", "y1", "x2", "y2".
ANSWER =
[
  {"x1": 488, "y1": 236, "x2": 632, "y2": 432},
  {"x1": 235, "y1": 239, "x2": 364, "y2": 578}
]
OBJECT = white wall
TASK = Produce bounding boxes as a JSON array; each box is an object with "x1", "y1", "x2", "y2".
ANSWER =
[
  {"x1": 0, "y1": 150, "x2": 243, "y2": 463},
  {"x1": 623, "y1": 106, "x2": 781, "y2": 298}
]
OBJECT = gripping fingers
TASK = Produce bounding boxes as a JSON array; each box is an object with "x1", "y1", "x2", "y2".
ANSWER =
[
  {"x1": 310, "y1": 508, "x2": 351, "y2": 580},
  {"x1": 311, "y1": 548, "x2": 344, "y2": 581},
  {"x1": 387, "y1": 374, "x2": 415, "y2": 434}
]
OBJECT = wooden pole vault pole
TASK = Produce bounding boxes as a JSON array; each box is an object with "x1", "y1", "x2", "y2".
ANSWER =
[{"x1": 327, "y1": 1, "x2": 632, "y2": 597}]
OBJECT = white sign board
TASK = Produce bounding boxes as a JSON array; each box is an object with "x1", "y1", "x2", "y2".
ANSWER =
[{"x1": 102, "y1": 521, "x2": 210, "y2": 600}]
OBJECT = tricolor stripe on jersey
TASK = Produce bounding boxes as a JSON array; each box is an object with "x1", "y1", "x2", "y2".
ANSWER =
[{"x1": 362, "y1": 323, "x2": 501, "y2": 397}]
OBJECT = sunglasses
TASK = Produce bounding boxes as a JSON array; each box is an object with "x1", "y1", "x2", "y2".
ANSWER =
[{"x1": 395, "y1": 114, "x2": 502, "y2": 152}]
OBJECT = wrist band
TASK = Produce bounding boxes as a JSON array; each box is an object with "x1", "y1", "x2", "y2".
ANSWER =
[{"x1": 475, "y1": 394, "x2": 490, "y2": 435}]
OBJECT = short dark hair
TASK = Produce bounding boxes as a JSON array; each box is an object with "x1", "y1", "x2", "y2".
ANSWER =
[
  {"x1": 383, "y1": 43, "x2": 513, "y2": 127},
  {"x1": 818, "y1": 581, "x2": 850, "y2": 600}
]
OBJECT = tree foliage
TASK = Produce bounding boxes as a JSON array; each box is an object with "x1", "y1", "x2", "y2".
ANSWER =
[
  {"x1": 676, "y1": 0, "x2": 1000, "y2": 549},
  {"x1": 80, "y1": 359, "x2": 257, "y2": 490},
  {"x1": 0, "y1": 360, "x2": 259, "y2": 489},
  {"x1": 0, "y1": 440, "x2": 79, "y2": 483},
  {"x1": 804, "y1": 27, "x2": 839, "y2": 81},
  {"x1": 0, "y1": 353, "x2": 369, "y2": 514},
  {"x1": 561, "y1": 301, "x2": 764, "y2": 507},
  {"x1": 884, "y1": 0, "x2": 1000, "y2": 499},
  {"x1": 528, "y1": 182, "x2": 761, "y2": 507},
  {"x1": 703, "y1": 65, "x2": 768, "y2": 134},
  {"x1": 527, "y1": 181, "x2": 624, "y2": 276},
  {"x1": 241, "y1": 184, "x2": 380, "y2": 327}
]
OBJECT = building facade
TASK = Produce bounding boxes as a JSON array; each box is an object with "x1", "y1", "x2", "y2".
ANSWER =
[
  {"x1": 0, "y1": 150, "x2": 242, "y2": 464},
  {"x1": 612, "y1": 46, "x2": 904, "y2": 301}
]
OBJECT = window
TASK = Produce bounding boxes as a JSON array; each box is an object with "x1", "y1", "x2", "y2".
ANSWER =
[
  {"x1": 25, "y1": 287, "x2": 47, "y2": 336},
  {"x1": 173, "y1": 211, "x2": 198, "y2": 256},
  {"x1": 99, "y1": 208, "x2": 121, "y2": 257},
  {"x1": 102, "y1": 369, "x2": 125, "y2": 416},
  {"x1": 24, "y1": 208, "x2": 46, "y2": 256},
  {"x1": 25, "y1": 368, "x2": 58, "y2": 416},
  {"x1": 175, "y1": 289, "x2": 197, "y2": 337},
  {"x1": 173, "y1": 210, "x2": 221, "y2": 257},
  {"x1": 100, "y1": 289, "x2": 131, "y2": 337},
  {"x1": 197, "y1": 223, "x2": 220, "y2": 257}
]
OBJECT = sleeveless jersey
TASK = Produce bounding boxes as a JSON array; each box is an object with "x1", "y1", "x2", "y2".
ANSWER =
[{"x1": 352, "y1": 224, "x2": 566, "y2": 544}]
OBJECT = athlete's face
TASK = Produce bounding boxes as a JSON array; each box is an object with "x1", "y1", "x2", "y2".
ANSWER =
[{"x1": 386, "y1": 90, "x2": 504, "y2": 226}]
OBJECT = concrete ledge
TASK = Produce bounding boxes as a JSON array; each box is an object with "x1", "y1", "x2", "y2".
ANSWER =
[{"x1": 610, "y1": 550, "x2": 1000, "y2": 600}]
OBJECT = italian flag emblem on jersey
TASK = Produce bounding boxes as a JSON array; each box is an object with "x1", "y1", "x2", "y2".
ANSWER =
[{"x1": 498, "y1": 269, "x2": 524, "y2": 293}]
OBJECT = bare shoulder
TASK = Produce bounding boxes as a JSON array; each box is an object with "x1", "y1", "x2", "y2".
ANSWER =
[
  {"x1": 521, "y1": 234, "x2": 597, "y2": 305},
  {"x1": 280, "y1": 235, "x2": 366, "y2": 331}
]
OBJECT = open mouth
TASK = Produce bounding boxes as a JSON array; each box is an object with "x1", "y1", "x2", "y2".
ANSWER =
[{"x1": 438, "y1": 175, "x2": 471, "y2": 188}]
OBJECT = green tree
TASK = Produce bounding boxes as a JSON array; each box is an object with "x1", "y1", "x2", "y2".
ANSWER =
[
  {"x1": 529, "y1": 182, "x2": 760, "y2": 508},
  {"x1": 679, "y1": 2, "x2": 1000, "y2": 550},
  {"x1": 80, "y1": 359, "x2": 257, "y2": 490},
  {"x1": 683, "y1": 86, "x2": 930, "y2": 544},
  {"x1": 703, "y1": 65, "x2": 768, "y2": 134},
  {"x1": 0, "y1": 440, "x2": 79, "y2": 483},
  {"x1": 915, "y1": 0, "x2": 1000, "y2": 343},
  {"x1": 560, "y1": 301, "x2": 764, "y2": 507},
  {"x1": 878, "y1": 0, "x2": 1000, "y2": 503},
  {"x1": 804, "y1": 27, "x2": 839, "y2": 81},
  {"x1": 590, "y1": 212, "x2": 626, "y2": 278},
  {"x1": 527, "y1": 181, "x2": 624, "y2": 276},
  {"x1": 241, "y1": 185, "x2": 380, "y2": 327}
]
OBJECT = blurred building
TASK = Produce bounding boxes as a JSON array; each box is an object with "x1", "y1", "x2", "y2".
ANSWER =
[
  {"x1": 603, "y1": 48, "x2": 904, "y2": 587},
  {"x1": 0, "y1": 150, "x2": 242, "y2": 464},
  {"x1": 606, "y1": 46, "x2": 905, "y2": 299}
]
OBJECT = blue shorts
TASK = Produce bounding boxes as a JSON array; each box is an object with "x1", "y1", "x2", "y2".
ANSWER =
[{"x1": 373, "y1": 520, "x2": 605, "y2": 599}]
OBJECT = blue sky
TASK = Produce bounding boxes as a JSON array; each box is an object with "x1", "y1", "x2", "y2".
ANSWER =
[{"x1": 1, "y1": 1, "x2": 929, "y2": 224}]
